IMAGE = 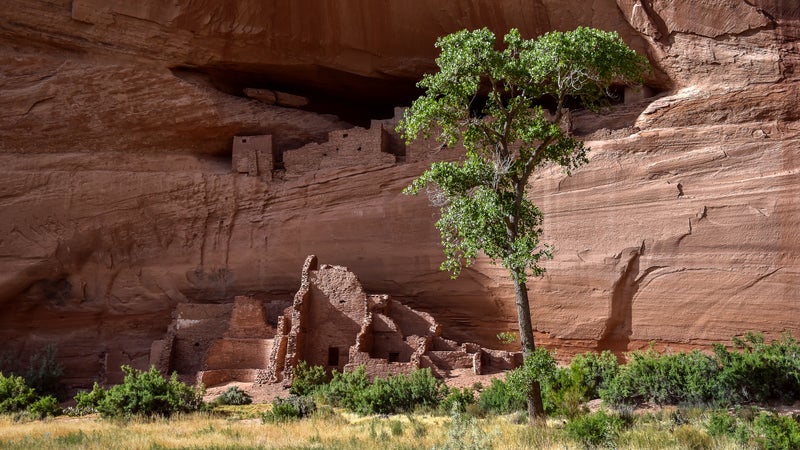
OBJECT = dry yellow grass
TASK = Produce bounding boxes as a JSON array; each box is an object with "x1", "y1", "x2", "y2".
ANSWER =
[{"x1": 0, "y1": 408, "x2": 747, "y2": 450}]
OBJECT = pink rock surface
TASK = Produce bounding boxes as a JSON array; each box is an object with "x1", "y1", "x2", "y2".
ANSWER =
[{"x1": 0, "y1": 1, "x2": 797, "y2": 388}]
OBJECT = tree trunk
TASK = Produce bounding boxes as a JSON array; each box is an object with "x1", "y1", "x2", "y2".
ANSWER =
[{"x1": 514, "y1": 277, "x2": 546, "y2": 422}]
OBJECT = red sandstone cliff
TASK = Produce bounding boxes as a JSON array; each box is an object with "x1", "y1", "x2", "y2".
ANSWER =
[{"x1": 0, "y1": 1, "x2": 798, "y2": 387}]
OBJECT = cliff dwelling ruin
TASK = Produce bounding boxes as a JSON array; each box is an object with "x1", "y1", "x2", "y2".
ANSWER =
[{"x1": 149, "y1": 256, "x2": 520, "y2": 387}]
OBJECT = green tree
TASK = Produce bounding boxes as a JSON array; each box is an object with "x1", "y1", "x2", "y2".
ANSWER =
[{"x1": 399, "y1": 27, "x2": 648, "y2": 420}]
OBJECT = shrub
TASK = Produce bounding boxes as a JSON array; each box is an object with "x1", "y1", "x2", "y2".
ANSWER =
[
  {"x1": 318, "y1": 366, "x2": 370, "y2": 411},
  {"x1": 26, "y1": 395, "x2": 61, "y2": 419},
  {"x1": 212, "y1": 386, "x2": 252, "y2": 406},
  {"x1": 752, "y1": 412, "x2": 800, "y2": 450},
  {"x1": 319, "y1": 367, "x2": 445, "y2": 415},
  {"x1": 601, "y1": 348, "x2": 718, "y2": 407},
  {"x1": 477, "y1": 377, "x2": 525, "y2": 415},
  {"x1": 433, "y1": 407, "x2": 495, "y2": 450},
  {"x1": 75, "y1": 366, "x2": 204, "y2": 419},
  {"x1": 262, "y1": 395, "x2": 316, "y2": 423},
  {"x1": 440, "y1": 387, "x2": 475, "y2": 414},
  {"x1": 73, "y1": 382, "x2": 106, "y2": 413},
  {"x1": 566, "y1": 410, "x2": 625, "y2": 449},
  {"x1": 358, "y1": 368, "x2": 446, "y2": 415},
  {"x1": 706, "y1": 410, "x2": 737, "y2": 437},
  {"x1": 0, "y1": 372, "x2": 37, "y2": 414},
  {"x1": 290, "y1": 361, "x2": 327, "y2": 397},
  {"x1": 713, "y1": 333, "x2": 800, "y2": 405}
]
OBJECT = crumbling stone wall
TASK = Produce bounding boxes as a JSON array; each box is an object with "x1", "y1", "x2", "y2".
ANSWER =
[
  {"x1": 283, "y1": 121, "x2": 395, "y2": 176},
  {"x1": 232, "y1": 134, "x2": 274, "y2": 180}
]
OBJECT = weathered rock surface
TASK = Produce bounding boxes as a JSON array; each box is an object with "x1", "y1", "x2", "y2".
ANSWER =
[{"x1": 0, "y1": 1, "x2": 798, "y2": 387}]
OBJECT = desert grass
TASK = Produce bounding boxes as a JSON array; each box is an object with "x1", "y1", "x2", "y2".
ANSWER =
[{"x1": 0, "y1": 407, "x2": 753, "y2": 450}]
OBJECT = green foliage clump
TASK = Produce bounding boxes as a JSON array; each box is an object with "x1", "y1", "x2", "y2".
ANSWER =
[
  {"x1": 477, "y1": 377, "x2": 526, "y2": 415},
  {"x1": 565, "y1": 410, "x2": 625, "y2": 449},
  {"x1": 25, "y1": 395, "x2": 61, "y2": 419},
  {"x1": 356, "y1": 368, "x2": 446, "y2": 415},
  {"x1": 318, "y1": 366, "x2": 371, "y2": 412},
  {"x1": 212, "y1": 386, "x2": 252, "y2": 406},
  {"x1": 601, "y1": 348, "x2": 718, "y2": 406},
  {"x1": 319, "y1": 367, "x2": 446, "y2": 415},
  {"x1": 261, "y1": 395, "x2": 316, "y2": 423},
  {"x1": 752, "y1": 412, "x2": 800, "y2": 450},
  {"x1": 290, "y1": 360, "x2": 327, "y2": 396},
  {"x1": 73, "y1": 366, "x2": 204, "y2": 419},
  {"x1": 713, "y1": 332, "x2": 800, "y2": 405},
  {"x1": 598, "y1": 333, "x2": 800, "y2": 408},
  {"x1": 0, "y1": 372, "x2": 37, "y2": 414},
  {"x1": 440, "y1": 387, "x2": 475, "y2": 414}
]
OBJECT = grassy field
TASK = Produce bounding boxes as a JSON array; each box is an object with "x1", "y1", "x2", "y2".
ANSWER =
[{"x1": 0, "y1": 404, "x2": 759, "y2": 450}]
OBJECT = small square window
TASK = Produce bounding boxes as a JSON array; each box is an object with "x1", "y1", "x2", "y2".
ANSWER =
[{"x1": 388, "y1": 352, "x2": 400, "y2": 363}]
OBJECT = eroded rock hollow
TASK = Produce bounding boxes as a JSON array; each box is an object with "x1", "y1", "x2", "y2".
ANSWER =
[{"x1": 0, "y1": 1, "x2": 798, "y2": 388}]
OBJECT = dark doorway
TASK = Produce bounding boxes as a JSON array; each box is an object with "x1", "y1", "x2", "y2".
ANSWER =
[
  {"x1": 388, "y1": 352, "x2": 400, "y2": 363},
  {"x1": 328, "y1": 347, "x2": 339, "y2": 367}
]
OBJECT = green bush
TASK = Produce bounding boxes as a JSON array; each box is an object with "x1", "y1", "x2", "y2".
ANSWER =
[
  {"x1": 290, "y1": 361, "x2": 327, "y2": 397},
  {"x1": 262, "y1": 395, "x2": 316, "y2": 423},
  {"x1": 477, "y1": 377, "x2": 525, "y2": 415},
  {"x1": 74, "y1": 366, "x2": 204, "y2": 419},
  {"x1": 566, "y1": 410, "x2": 625, "y2": 449},
  {"x1": 319, "y1": 367, "x2": 445, "y2": 415},
  {"x1": 440, "y1": 387, "x2": 475, "y2": 414},
  {"x1": 212, "y1": 386, "x2": 252, "y2": 406},
  {"x1": 26, "y1": 395, "x2": 61, "y2": 419},
  {"x1": 73, "y1": 382, "x2": 106, "y2": 413},
  {"x1": 706, "y1": 410, "x2": 737, "y2": 437},
  {"x1": 358, "y1": 368, "x2": 446, "y2": 415},
  {"x1": 713, "y1": 333, "x2": 800, "y2": 405},
  {"x1": 752, "y1": 412, "x2": 800, "y2": 450},
  {"x1": 318, "y1": 366, "x2": 371, "y2": 411},
  {"x1": 0, "y1": 372, "x2": 37, "y2": 414},
  {"x1": 601, "y1": 348, "x2": 718, "y2": 407}
]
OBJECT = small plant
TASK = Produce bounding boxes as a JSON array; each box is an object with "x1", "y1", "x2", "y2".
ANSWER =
[
  {"x1": 752, "y1": 411, "x2": 800, "y2": 450},
  {"x1": 212, "y1": 386, "x2": 252, "y2": 406},
  {"x1": 262, "y1": 395, "x2": 316, "y2": 423},
  {"x1": 706, "y1": 409, "x2": 737, "y2": 437},
  {"x1": 496, "y1": 331, "x2": 516, "y2": 345},
  {"x1": 26, "y1": 395, "x2": 61, "y2": 419},
  {"x1": 290, "y1": 361, "x2": 327, "y2": 396},
  {"x1": 477, "y1": 377, "x2": 525, "y2": 415},
  {"x1": 440, "y1": 387, "x2": 475, "y2": 414},
  {"x1": 566, "y1": 410, "x2": 625, "y2": 449},
  {"x1": 0, "y1": 372, "x2": 37, "y2": 414},
  {"x1": 433, "y1": 406, "x2": 495, "y2": 450}
]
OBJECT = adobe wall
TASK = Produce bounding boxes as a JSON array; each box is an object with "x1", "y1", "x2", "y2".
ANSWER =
[
  {"x1": 232, "y1": 135, "x2": 274, "y2": 180},
  {"x1": 283, "y1": 122, "x2": 395, "y2": 175}
]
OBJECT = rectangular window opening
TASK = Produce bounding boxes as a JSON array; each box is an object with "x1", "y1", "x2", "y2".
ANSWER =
[{"x1": 388, "y1": 352, "x2": 400, "y2": 363}]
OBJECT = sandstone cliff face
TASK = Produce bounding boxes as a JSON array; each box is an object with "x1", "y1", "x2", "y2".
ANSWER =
[{"x1": 0, "y1": 1, "x2": 797, "y2": 387}]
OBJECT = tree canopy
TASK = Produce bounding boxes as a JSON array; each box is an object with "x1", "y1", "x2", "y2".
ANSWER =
[{"x1": 401, "y1": 26, "x2": 648, "y2": 283}]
